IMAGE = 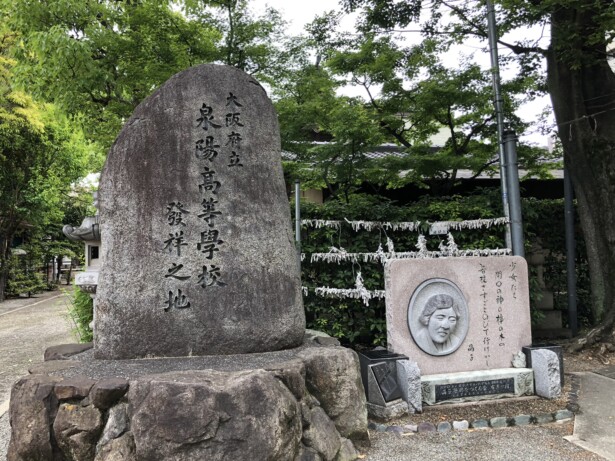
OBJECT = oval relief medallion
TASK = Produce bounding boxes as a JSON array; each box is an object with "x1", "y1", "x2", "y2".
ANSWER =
[{"x1": 407, "y1": 278, "x2": 469, "y2": 356}]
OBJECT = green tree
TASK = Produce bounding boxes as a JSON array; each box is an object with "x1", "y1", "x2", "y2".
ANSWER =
[
  {"x1": 276, "y1": 65, "x2": 386, "y2": 201},
  {"x1": 7, "y1": 0, "x2": 299, "y2": 150},
  {"x1": 5, "y1": 253, "x2": 46, "y2": 297},
  {"x1": 328, "y1": 29, "x2": 553, "y2": 193},
  {"x1": 343, "y1": 0, "x2": 615, "y2": 342},
  {"x1": 5, "y1": 0, "x2": 221, "y2": 148},
  {"x1": 0, "y1": 54, "x2": 94, "y2": 301},
  {"x1": 278, "y1": 12, "x2": 552, "y2": 199},
  {"x1": 183, "y1": 0, "x2": 301, "y2": 87}
]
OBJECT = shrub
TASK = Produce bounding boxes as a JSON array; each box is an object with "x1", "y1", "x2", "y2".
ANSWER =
[
  {"x1": 5, "y1": 255, "x2": 46, "y2": 298},
  {"x1": 65, "y1": 284, "x2": 94, "y2": 343}
]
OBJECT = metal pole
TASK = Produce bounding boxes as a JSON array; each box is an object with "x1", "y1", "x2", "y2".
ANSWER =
[
  {"x1": 564, "y1": 166, "x2": 578, "y2": 336},
  {"x1": 503, "y1": 130, "x2": 524, "y2": 257},
  {"x1": 486, "y1": 0, "x2": 512, "y2": 249},
  {"x1": 295, "y1": 180, "x2": 301, "y2": 258}
]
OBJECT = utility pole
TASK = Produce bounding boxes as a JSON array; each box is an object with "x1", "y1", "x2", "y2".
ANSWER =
[
  {"x1": 503, "y1": 130, "x2": 524, "y2": 257},
  {"x1": 295, "y1": 180, "x2": 301, "y2": 265},
  {"x1": 486, "y1": 0, "x2": 512, "y2": 250}
]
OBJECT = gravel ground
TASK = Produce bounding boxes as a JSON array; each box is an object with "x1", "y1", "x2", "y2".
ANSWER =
[
  {"x1": 0, "y1": 290, "x2": 73, "y2": 405},
  {"x1": 364, "y1": 423, "x2": 606, "y2": 461}
]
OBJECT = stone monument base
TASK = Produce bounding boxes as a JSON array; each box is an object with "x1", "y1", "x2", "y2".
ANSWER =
[
  {"x1": 421, "y1": 368, "x2": 535, "y2": 406},
  {"x1": 7, "y1": 333, "x2": 369, "y2": 461},
  {"x1": 366, "y1": 400, "x2": 409, "y2": 420}
]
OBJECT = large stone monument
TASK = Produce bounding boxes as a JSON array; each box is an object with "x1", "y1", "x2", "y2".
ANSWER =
[
  {"x1": 96, "y1": 64, "x2": 305, "y2": 359},
  {"x1": 8, "y1": 65, "x2": 368, "y2": 461}
]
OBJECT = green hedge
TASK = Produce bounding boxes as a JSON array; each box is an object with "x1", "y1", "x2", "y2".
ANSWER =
[
  {"x1": 298, "y1": 190, "x2": 590, "y2": 347},
  {"x1": 5, "y1": 255, "x2": 46, "y2": 298}
]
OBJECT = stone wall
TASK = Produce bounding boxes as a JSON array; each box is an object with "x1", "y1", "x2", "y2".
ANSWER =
[{"x1": 8, "y1": 341, "x2": 368, "y2": 461}]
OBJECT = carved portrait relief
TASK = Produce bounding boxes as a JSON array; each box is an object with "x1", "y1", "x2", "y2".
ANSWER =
[{"x1": 408, "y1": 278, "x2": 469, "y2": 356}]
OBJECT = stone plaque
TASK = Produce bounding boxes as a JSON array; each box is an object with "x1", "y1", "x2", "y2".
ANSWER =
[
  {"x1": 95, "y1": 64, "x2": 305, "y2": 359},
  {"x1": 421, "y1": 368, "x2": 534, "y2": 405},
  {"x1": 434, "y1": 378, "x2": 514, "y2": 402},
  {"x1": 385, "y1": 257, "x2": 531, "y2": 375},
  {"x1": 371, "y1": 362, "x2": 402, "y2": 402}
]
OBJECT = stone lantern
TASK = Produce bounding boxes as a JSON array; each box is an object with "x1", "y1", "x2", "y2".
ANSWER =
[{"x1": 62, "y1": 192, "x2": 101, "y2": 296}]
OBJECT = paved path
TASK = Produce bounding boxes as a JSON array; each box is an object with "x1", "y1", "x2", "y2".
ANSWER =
[
  {"x1": 0, "y1": 289, "x2": 74, "y2": 459},
  {"x1": 565, "y1": 372, "x2": 615, "y2": 461}
]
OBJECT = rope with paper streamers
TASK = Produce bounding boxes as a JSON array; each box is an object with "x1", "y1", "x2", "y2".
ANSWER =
[
  {"x1": 306, "y1": 233, "x2": 510, "y2": 265},
  {"x1": 301, "y1": 219, "x2": 420, "y2": 232},
  {"x1": 302, "y1": 223, "x2": 510, "y2": 304},
  {"x1": 300, "y1": 217, "x2": 508, "y2": 233},
  {"x1": 311, "y1": 272, "x2": 386, "y2": 306},
  {"x1": 428, "y1": 217, "x2": 509, "y2": 234}
]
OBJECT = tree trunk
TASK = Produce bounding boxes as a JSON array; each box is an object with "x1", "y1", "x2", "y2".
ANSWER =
[
  {"x1": 0, "y1": 236, "x2": 11, "y2": 302},
  {"x1": 56, "y1": 256, "x2": 62, "y2": 284},
  {"x1": 0, "y1": 264, "x2": 7, "y2": 303},
  {"x1": 547, "y1": 5, "x2": 615, "y2": 345}
]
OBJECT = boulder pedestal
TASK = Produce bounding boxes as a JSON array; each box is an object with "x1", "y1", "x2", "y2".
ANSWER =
[{"x1": 8, "y1": 336, "x2": 369, "y2": 461}]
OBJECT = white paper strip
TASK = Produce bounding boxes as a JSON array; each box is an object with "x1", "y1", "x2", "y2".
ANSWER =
[
  {"x1": 313, "y1": 272, "x2": 386, "y2": 306},
  {"x1": 301, "y1": 219, "x2": 420, "y2": 231},
  {"x1": 309, "y1": 247, "x2": 511, "y2": 264},
  {"x1": 301, "y1": 217, "x2": 508, "y2": 232}
]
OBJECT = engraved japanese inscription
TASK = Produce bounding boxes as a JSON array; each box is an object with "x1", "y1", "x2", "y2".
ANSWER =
[
  {"x1": 160, "y1": 94, "x2": 244, "y2": 311},
  {"x1": 95, "y1": 64, "x2": 305, "y2": 359},
  {"x1": 434, "y1": 378, "x2": 514, "y2": 402},
  {"x1": 408, "y1": 279, "x2": 469, "y2": 356},
  {"x1": 387, "y1": 257, "x2": 531, "y2": 374}
]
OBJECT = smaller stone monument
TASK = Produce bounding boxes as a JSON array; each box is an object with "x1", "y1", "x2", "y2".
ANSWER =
[
  {"x1": 523, "y1": 344, "x2": 565, "y2": 386},
  {"x1": 385, "y1": 256, "x2": 535, "y2": 406},
  {"x1": 386, "y1": 256, "x2": 532, "y2": 375},
  {"x1": 529, "y1": 348, "x2": 561, "y2": 399}
]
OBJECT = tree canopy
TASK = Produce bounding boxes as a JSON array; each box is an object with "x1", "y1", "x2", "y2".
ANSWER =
[
  {"x1": 0, "y1": 50, "x2": 95, "y2": 300},
  {"x1": 276, "y1": 6, "x2": 555, "y2": 199},
  {"x1": 340, "y1": 0, "x2": 615, "y2": 342},
  {"x1": 5, "y1": 0, "x2": 221, "y2": 148},
  {"x1": 5, "y1": 0, "x2": 296, "y2": 150}
]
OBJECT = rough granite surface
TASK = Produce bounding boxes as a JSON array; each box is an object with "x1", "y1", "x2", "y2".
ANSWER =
[
  {"x1": 8, "y1": 341, "x2": 368, "y2": 461},
  {"x1": 46, "y1": 343, "x2": 318, "y2": 380},
  {"x1": 95, "y1": 64, "x2": 305, "y2": 360},
  {"x1": 531, "y1": 349, "x2": 562, "y2": 399}
]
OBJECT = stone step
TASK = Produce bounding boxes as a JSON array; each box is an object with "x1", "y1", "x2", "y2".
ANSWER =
[
  {"x1": 532, "y1": 328, "x2": 573, "y2": 339},
  {"x1": 535, "y1": 291, "x2": 554, "y2": 310},
  {"x1": 534, "y1": 310, "x2": 562, "y2": 329}
]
